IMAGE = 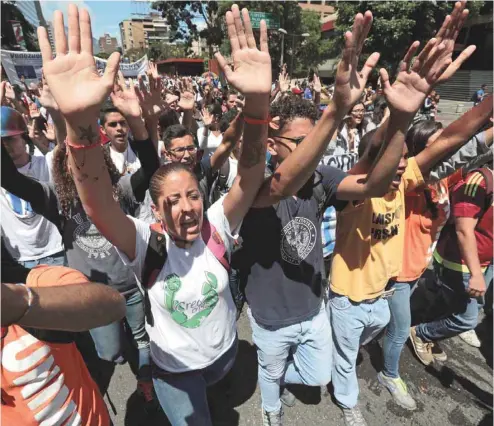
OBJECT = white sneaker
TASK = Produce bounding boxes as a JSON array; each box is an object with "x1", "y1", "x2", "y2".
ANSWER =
[{"x1": 458, "y1": 330, "x2": 481, "y2": 348}]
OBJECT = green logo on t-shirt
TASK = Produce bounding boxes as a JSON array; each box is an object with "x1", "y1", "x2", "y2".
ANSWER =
[{"x1": 163, "y1": 272, "x2": 219, "y2": 328}]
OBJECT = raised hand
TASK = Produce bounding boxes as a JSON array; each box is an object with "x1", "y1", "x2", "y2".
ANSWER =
[
  {"x1": 38, "y1": 73, "x2": 59, "y2": 111},
  {"x1": 380, "y1": 35, "x2": 451, "y2": 115},
  {"x1": 43, "y1": 122, "x2": 56, "y2": 141},
  {"x1": 37, "y1": 5, "x2": 120, "y2": 121},
  {"x1": 279, "y1": 64, "x2": 290, "y2": 92},
  {"x1": 202, "y1": 107, "x2": 213, "y2": 126},
  {"x1": 333, "y1": 11, "x2": 380, "y2": 113},
  {"x1": 313, "y1": 73, "x2": 322, "y2": 94},
  {"x1": 178, "y1": 77, "x2": 195, "y2": 111},
  {"x1": 215, "y1": 5, "x2": 271, "y2": 96},
  {"x1": 110, "y1": 72, "x2": 141, "y2": 119},
  {"x1": 136, "y1": 72, "x2": 169, "y2": 120},
  {"x1": 433, "y1": 1, "x2": 475, "y2": 85}
]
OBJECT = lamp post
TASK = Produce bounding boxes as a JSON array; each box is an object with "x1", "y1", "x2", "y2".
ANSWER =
[{"x1": 278, "y1": 28, "x2": 310, "y2": 76}]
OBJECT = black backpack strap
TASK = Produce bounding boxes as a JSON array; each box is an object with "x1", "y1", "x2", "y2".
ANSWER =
[
  {"x1": 312, "y1": 170, "x2": 327, "y2": 217},
  {"x1": 141, "y1": 225, "x2": 168, "y2": 327},
  {"x1": 473, "y1": 167, "x2": 493, "y2": 214},
  {"x1": 217, "y1": 158, "x2": 231, "y2": 191}
]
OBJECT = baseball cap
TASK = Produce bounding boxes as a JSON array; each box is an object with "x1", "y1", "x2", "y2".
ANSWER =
[{"x1": 1, "y1": 106, "x2": 28, "y2": 137}]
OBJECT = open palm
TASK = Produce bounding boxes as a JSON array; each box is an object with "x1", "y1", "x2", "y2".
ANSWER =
[
  {"x1": 215, "y1": 6, "x2": 271, "y2": 96},
  {"x1": 110, "y1": 73, "x2": 141, "y2": 119},
  {"x1": 332, "y1": 12, "x2": 379, "y2": 113},
  {"x1": 38, "y1": 6, "x2": 120, "y2": 120}
]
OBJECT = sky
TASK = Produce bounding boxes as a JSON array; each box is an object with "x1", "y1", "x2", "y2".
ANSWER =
[
  {"x1": 39, "y1": 0, "x2": 207, "y2": 47},
  {"x1": 40, "y1": 0, "x2": 153, "y2": 46}
]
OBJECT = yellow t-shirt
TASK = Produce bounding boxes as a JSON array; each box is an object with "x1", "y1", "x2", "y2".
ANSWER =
[{"x1": 330, "y1": 157, "x2": 424, "y2": 302}]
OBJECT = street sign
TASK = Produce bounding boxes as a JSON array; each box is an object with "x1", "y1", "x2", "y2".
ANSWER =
[{"x1": 248, "y1": 12, "x2": 280, "y2": 29}]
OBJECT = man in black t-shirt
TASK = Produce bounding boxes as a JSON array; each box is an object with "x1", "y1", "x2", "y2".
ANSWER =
[{"x1": 232, "y1": 12, "x2": 420, "y2": 424}]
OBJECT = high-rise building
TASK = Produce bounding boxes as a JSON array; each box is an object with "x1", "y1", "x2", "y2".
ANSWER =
[
  {"x1": 15, "y1": 1, "x2": 40, "y2": 28},
  {"x1": 98, "y1": 34, "x2": 119, "y2": 55},
  {"x1": 119, "y1": 13, "x2": 172, "y2": 54}
]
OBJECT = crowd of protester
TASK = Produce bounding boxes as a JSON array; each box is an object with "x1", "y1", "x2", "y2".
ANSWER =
[{"x1": 1, "y1": 2, "x2": 492, "y2": 426}]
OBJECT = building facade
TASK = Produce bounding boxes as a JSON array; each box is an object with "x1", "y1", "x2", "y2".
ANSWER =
[
  {"x1": 119, "y1": 13, "x2": 171, "y2": 54},
  {"x1": 98, "y1": 34, "x2": 119, "y2": 54}
]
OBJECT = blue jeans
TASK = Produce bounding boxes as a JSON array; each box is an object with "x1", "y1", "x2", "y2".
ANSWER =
[
  {"x1": 19, "y1": 250, "x2": 66, "y2": 268},
  {"x1": 152, "y1": 338, "x2": 238, "y2": 426},
  {"x1": 383, "y1": 279, "x2": 418, "y2": 378},
  {"x1": 90, "y1": 289, "x2": 150, "y2": 377},
  {"x1": 415, "y1": 262, "x2": 492, "y2": 342},
  {"x1": 248, "y1": 302, "x2": 332, "y2": 413},
  {"x1": 330, "y1": 293, "x2": 390, "y2": 409}
]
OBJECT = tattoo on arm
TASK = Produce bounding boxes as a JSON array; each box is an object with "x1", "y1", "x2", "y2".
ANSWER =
[
  {"x1": 239, "y1": 140, "x2": 264, "y2": 169},
  {"x1": 78, "y1": 125, "x2": 98, "y2": 145}
]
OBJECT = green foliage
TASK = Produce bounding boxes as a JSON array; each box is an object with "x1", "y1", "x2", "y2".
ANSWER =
[
  {"x1": 1, "y1": 1, "x2": 39, "y2": 51},
  {"x1": 148, "y1": 43, "x2": 188, "y2": 61},
  {"x1": 329, "y1": 1, "x2": 489, "y2": 76},
  {"x1": 95, "y1": 51, "x2": 112, "y2": 60},
  {"x1": 152, "y1": 1, "x2": 222, "y2": 58},
  {"x1": 298, "y1": 10, "x2": 333, "y2": 73}
]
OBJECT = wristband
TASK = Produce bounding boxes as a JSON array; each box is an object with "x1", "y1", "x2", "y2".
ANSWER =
[
  {"x1": 243, "y1": 115, "x2": 271, "y2": 125},
  {"x1": 65, "y1": 138, "x2": 103, "y2": 150}
]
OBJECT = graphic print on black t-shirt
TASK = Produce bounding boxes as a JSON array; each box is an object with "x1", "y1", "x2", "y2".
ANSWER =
[
  {"x1": 281, "y1": 217, "x2": 318, "y2": 265},
  {"x1": 72, "y1": 212, "x2": 113, "y2": 259}
]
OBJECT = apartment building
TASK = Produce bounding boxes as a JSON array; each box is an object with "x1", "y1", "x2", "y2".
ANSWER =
[{"x1": 119, "y1": 13, "x2": 171, "y2": 53}]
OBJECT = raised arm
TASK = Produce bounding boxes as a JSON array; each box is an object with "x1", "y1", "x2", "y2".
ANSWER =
[
  {"x1": 352, "y1": 0, "x2": 475, "y2": 177},
  {"x1": 416, "y1": 94, "x2": 493, "y2": 176},
  {"x1": 210, "y1": 111, "x2": 244, "y2": 173},
  {"x1": 2, "y1": 282, "x2": 125, "y2": 331},
  {"x1": 39, "y1": 72, "x2": 67, "y2": 144},
  {"x1": 39, "y1": 5, "x2": 137, "y2": 260},
  {"x1": 215, "y1": 5, "x2": 271, "y2": 230},
  {"x1": 253, "y1": 11, "x2": 379, "y2": 206},
  {"x1": 1, "y1": 144, "x2": 61, "y2": 227}
]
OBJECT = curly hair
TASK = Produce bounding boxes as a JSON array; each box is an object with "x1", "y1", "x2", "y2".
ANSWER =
[
  {"x1": 269, "y1": 93, "x2": 319, "y2": 135},
  {"x1": 52, "y1": 143, "x2": 122, "y2": 218}
]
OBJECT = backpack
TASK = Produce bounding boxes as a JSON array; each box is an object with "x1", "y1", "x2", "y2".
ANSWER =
[
  {"x1": 210, "y1": 159, "x2": 231, "y2": 204},
  {"x1": 140, "y1": 218, "x2": 230, "y2": 326}
]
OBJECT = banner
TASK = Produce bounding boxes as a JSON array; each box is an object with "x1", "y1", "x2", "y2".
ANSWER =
[{"x1": 1, "y1": 50, "x2": 148, "y2": 87}]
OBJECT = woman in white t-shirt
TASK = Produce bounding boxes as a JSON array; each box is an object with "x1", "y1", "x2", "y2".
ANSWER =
[{"x1": 59, "y1": 6, "x2": 271, "y2": 425}]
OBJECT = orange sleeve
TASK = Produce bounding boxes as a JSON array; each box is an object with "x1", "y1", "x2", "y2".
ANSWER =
[{"x1": 26, "y1": 265, "x2": 90, "y2": 289}]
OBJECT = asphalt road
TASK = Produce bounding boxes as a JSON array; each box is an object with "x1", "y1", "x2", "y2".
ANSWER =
[{"x1": 104, "y1": 290, "x2": 493, "y2": 426}]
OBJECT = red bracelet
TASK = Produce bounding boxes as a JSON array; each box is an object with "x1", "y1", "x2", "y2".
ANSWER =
[
  {"x1": 65, "y1": 138, "x2": 103, "y2": 150},
  {"x1": 243, "y1": 115, "x2": 271, "y2": 125}
]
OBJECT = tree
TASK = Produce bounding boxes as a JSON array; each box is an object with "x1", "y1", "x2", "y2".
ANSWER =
[
  {"x1": 1, "y1": 1, "x2": 39, "y2": 51},
  {"x1": 218, "y1": 1, "x2": 304, "y2": 76},
  {"x1": 152, "y1": 1, "x2": 222, "y2": 59},
  {"x1": 95, "y1": 52, "x2": 112, "y2": 60},
  {"x1": 328, "y1": 1, "x2": 488, "y2": 77},
  {"x1": 152, "y1": 1, "x2": 309, "y2": 76},
  {"x1": 297, "y1": 10, "x2": 333, "y2": 74},
  {"x1": 148, "y1": 43, "x2": 188, "y2": 61}
]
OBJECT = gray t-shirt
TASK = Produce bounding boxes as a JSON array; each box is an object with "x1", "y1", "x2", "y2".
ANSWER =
[
  {"x1": 234, "y1": 165, "x2": 347, "y2": 327},
  {"x1": 38, "y1": 175, "x2": 139, "y2": 293}
]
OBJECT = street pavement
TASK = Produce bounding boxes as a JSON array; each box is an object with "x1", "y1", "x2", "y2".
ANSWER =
[{"x1": 105, "y1": 295, "x2": 493, "y2": 426}]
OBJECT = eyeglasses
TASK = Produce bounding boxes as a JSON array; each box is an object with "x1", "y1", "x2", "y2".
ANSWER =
[
  {"x1": 351, "y1": 110, "x2": 365, "y2": 115},
  {"x1": 168, "y1": 145, "x2": 197, "y2": 157},
  {"x1": 274, "y1": 135, "x2": 306, "y2": 146}
]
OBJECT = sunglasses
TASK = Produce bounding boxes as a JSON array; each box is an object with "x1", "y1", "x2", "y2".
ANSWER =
[{"x1": 274, "y1": 135, "x2": 306, "y2": 146}]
